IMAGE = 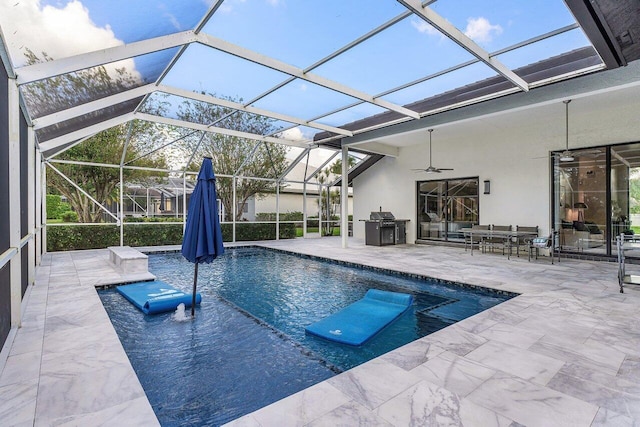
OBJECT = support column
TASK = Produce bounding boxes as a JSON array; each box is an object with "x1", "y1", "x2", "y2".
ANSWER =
[
  {"x1": 35, "y1": 146, "x2": 42, "y2": 264},
  {"x1": 341, "y1": 145, "x2": 349, "y2": 249},
  {"x1": 42, "y1": 164, "x2": 46, "y2": 254},
  {"x1": 182, "y1": 173, "x2": 187, "y2": 233},
  {"x1": 232, "y1": 176, "x2": 237, "y2": 243},
  {"x1": 275, "y1": 182, "x2": 280, "y2": 241},
  {"x1": 8, "y1": 78, "x2": 21, "y2": 327},
  {"x1": 302, "y1": 180, "x2": 307, "y2": 237},
  {"x1": 27, "y1": 126, "x2": 35, "y2": 285},
  {"x1": 119, "y1": 166, "x2": 124, "y2": 246}
]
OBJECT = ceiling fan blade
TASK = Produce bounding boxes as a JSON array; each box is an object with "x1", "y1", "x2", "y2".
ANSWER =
[{"x1": 437, "y1": 168, "x2": 454, "y2": 171}]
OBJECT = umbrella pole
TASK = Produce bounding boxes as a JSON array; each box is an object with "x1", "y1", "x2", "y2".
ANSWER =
[{"x1": 191, "y1": 262, "x2": 198, "y2": 317}]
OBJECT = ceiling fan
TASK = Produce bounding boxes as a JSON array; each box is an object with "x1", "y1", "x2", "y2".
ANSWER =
[
  {"x1": 554, "y1": 99, "x2": 601, "y2": 162},
  {"x1": 412, "y1": 129, "x2": 454, "y2": 173}
]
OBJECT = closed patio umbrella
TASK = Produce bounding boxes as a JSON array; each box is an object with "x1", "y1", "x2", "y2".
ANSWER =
[{"x1": 181, "y1": 157, "x2": 225, "y2": 317}]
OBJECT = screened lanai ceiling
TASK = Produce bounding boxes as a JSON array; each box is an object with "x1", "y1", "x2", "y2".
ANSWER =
[{"x1": 0, "y1": 0, "x2": 638, "y2": 180}]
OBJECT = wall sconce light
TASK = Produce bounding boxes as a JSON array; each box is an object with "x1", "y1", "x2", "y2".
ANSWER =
[{"x1": 483, "y1": 180, "x2": 490, "y2": 195}]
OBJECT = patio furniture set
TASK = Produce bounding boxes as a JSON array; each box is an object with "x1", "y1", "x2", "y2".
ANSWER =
[{"x1": 461, "y1": 225, "x2": 558, "y2": 263}]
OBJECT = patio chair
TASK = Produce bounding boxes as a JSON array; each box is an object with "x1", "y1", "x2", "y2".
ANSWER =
[
  {"x1": 465, "y1": 224, "x2": 489, "y2": 252},
  {"x1": 514, "y1": 225, "x2": 538, "y2": 257},
  {"x1": 527, "y1": 230, "x2": 558, "y2": 264},
  {"x1": 486, "y1": 225, "x2": 512, "y2": 255}
]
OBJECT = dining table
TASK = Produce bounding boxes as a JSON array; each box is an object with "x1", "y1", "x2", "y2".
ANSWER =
[{"x1": 460, "y1": 228, "x2": 540, "y2": 259}]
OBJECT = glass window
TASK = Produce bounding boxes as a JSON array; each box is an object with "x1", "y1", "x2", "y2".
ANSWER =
[
  {"x1": 161, "y1": 44, "x2": 290, "y2": 102},
  {"x1": 495, "y1": 28, "x2": 595, "y2": 74},
  {"x1": 201, "y1": 0, "x2": 405, "y2": 68},
  {"x1": 432, "y1": 0, "x2": 578, "y2": 52},
  {"x1": 554, "y1": 149, "x2": 607, "y2": 254},
  {"x1": 313, "y1": 16, "x2": 474, "y2": 95},
  {"x1": 610, "y1": 144, "x2": 640, "y2": 257},
  {"x1": 252, "y1": 79, "x2": 359, "y2": 122},
  {"x1": 22, "y1": 47, "x2": 179, "y2": 119},
  {"x1": 417, "y1": 178, "x2": 478, "y2": 242},
  {"x1": 36, "y1": 97, "x2": 144, "y2": 143}
]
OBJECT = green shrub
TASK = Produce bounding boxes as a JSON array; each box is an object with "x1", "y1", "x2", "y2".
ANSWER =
[
  {"x1": 60, "y1": 211, "x2": 79, "y2": 222},
  {"x1": 47, "y1": 222, "x2": 296, "y2": 251},
  {"x1": 124, "y1": 216, "x2": 183, "y2": 223},
  {"x1": 255, "y1": 211, "x2": 303, "y2": 222},
  {"x1": 47, "y1": 225, "x2": 119, "y2": 251},
  {"x1": 220, "y1": 223, "x2": 296, "y2": 241},
  {"x1": 46, "y1": 195, "x2": 70, "y2": 219},
  {"x1": 123, "y1": 224, "x2": 185, "y2": 247}
]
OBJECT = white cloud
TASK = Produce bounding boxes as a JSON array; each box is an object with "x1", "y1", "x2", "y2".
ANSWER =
[
  {"x1": 278, "y1": 127, "x2": 306, "y2": 141},
  {"x1": 411, "y1": 19, "x2": 440, "y2": 36},
  {"x1": 0, "y1": 0, "x2": 139, "y2": 80},
  {"x1": 463, "y1": 17, "x2": 503, "y2": 44},
  {"x1": 299, "y1": 83, "x2": 308, "y2": 92},
  {"x1": 216, "y1": 0, "x2": 247, "y2": 14}
]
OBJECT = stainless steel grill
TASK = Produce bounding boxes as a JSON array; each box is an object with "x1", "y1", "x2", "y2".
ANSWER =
[
  {"x1": 369, "y1": 211, "x2": 396, "y2": 227},
  {"x1": 364, "y1": 211, "x2": 408, "y2": 246}
]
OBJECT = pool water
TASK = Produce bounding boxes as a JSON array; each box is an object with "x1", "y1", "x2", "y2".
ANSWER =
[{"x1": 99, "y1": 247, "x2": 513, "y2": 426}]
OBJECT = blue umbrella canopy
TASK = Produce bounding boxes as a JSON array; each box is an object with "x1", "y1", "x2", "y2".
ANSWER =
[{"x1": 181, "y1": 157, "x2": 224, "y2": 316}]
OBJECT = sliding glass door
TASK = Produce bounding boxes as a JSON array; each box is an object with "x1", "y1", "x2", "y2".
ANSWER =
[
  {"x1": 553, "y1": 141, "x2": 640, "y2": 258},
  {"x1": 417, "y1": 178, "x2": 479, "y2": 242}
]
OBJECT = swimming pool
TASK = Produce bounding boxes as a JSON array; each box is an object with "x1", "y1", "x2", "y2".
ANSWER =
[{"x1": 99, "y1": 246, "x2": 514, "y2": 426}]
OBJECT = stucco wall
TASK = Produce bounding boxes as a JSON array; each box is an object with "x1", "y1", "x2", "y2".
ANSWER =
[{"x1": 352, "y1": 96, "x2": 640, "y2": 244}]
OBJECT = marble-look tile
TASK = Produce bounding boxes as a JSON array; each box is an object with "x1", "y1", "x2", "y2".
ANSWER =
[
  {"x1": 466, "y1": 340, "x2": 564, "y2": 385},
  {"x1": 43, "y1": 303, "x2": 108, "y2": 336},
  {"x1": 556, "y1": 362, "x2": 640, "y2": 395},
  {"x1": 222, "y1": 414, "x2": 262, "y2": 427},
  {"x1": 530, "y1": 336, "x2": 626, "y2": 377},
  {"x1": 9, "y1": 328, "x2": 44, "y2": 356},
  {"x1": 547, "y1": 369, "x2": 640, "y2": 419},
  {"x1": 40, "y1": 330, "x2": 129, "y2": 377},
  {"x1": 35, "y1": 363, "x2": 147, "y2": 424},
  {"x1": 246, "y1": 382, "x2": 351, "y2": 427},
  {"x1": 481, "y1": 303, "x2": 528, "y2": 326},
  {"x1": 328, "y1": 358, "x2": 422, "y2": 410},
  {"x1": 466, "y1": 372, "x2": 599, "y2": 427},
  {"x1": 423, "y1": 325, "x2": 488, "y2": 357},
  {"x1": 39, "y1": 395, "x2": 159, "y2": 427},
  {"x1": 0, "y1": 379, "x2": 38, "y2": 426},
  {"x1": 454, "y1": 311, "x2": 498, "y2": 334},
  {"x1": 375, "y1": 380, "x2": 514, "y2": 427},
  {"x1": 0, "y1": 351, "x2": 41, "y2": 387},
  {"x1": 5, "y1": 241, "x2": 640, "y2": 427},
  {"x1": 411, "y1": 351, "x2": 496, "y2": 397},
  {"x1": 617, "y1": 355, "x2": 640, "y2": 383},
  {"x1": 590, "y1": 327, "x2": 640, "y2": 357},
  {"x1": 478, "y1": 322, "x2": 545, "y2": 349},
  {"x1": 308, "y1": 400, "x2": 393, "y2": 427},
  {"x1": 380, "y1": 338, "x2": 446, "y2": 371},
  {"x1": 591, "y1": 407, "x2": 637, "y2": 427}
]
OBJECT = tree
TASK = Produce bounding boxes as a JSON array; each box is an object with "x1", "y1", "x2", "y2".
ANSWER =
[
  {"x1": 23, "y1": 50, "x2": 168, "y2": 222},
  {"x1": 21, "y1": 49, "x2": 139, "y2": 119},
  {"x1": 47, "y1": 124, "x2": 167, "y2": 222},
  {"x1": 316, "y1": 156, "x2": 357, "y2": 235},
  {"x1": 176, "y1": 93, "x2": 290, "y2": 221}
]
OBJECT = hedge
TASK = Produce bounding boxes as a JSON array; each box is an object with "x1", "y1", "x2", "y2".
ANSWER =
[
  {"x1": 222, "y1": 223, "x2": 296, "y2": 241},
  {"x1": 46, "y1": 222, "x2": 296, "y2": 251}
]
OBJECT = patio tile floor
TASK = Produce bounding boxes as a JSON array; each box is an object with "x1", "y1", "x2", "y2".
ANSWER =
[{"x1": 0, "y1": 238, "x2": 639, "y2": 426}]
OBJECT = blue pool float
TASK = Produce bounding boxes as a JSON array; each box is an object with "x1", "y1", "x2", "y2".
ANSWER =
[
  {"x1": 305, "y1": 289, "x2": 413, "y2": 346},
  {"x1": 117, "y1": 280, "x2": 201, "y2": 314}
]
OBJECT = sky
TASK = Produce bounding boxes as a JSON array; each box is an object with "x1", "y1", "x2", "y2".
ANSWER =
[{"x1": 0, "y1": 0, "x2": 593, "y2": 145}]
